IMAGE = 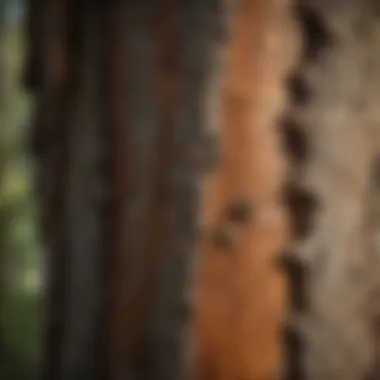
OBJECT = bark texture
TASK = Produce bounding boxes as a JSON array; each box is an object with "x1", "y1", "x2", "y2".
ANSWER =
[
  {"x1": 282, "y1": 1, "x2": 380, "y2": 379},
  {"x1": 25, "y1": 1, "x2": 233, "y2": 379},
  {"x1": 108, "y1": 2, "x2": 234, "y2": 379},
  {"x1": 195, "y1": 0, "x2": 299, "y2": 379},
  {"x1": 25, "y1": 1, "x2": 109, "y2": 378},
  {"x1": 24, "y1": 0, "x2": 380, "y2": 379}
]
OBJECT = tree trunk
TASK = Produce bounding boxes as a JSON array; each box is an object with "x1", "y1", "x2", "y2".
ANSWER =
[
  {"x1": 25, "y1": 1, "x2": 234, "y2": 379},
  {"x1": 24, "y1": 0, "x2": 380, "y2": 379},
  {"x1": 283, "y1": 1, "x2": 380, "y2": 379}
]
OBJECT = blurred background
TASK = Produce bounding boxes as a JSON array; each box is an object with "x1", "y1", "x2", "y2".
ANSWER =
[{"x1": 0, "y1": 1, "x2": 42, "y2": 378}]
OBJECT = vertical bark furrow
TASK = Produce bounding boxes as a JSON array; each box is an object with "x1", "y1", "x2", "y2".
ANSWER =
[
  {"x1": 108, "y1": 2, "x2": 235, "y2": 379},
  {"x1": 117, "y1": 1, "x2": 158, "y2": 317},
  {"x1": 58, "y1": 2, "x2": 109, "y2": 379},
  {"x1": 109, "y1": 2, "x2": 160, "y2": 378},
  {"x1": 151, "y1": 2, "x2": 235, "y2": 379}
]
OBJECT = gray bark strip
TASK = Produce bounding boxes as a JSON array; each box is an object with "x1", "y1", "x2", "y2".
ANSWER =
[
  {"x1": 151, "y1": 2, "x2": 236, "y2": 379},
  {"x1": 283, "y1": 1, "x2": 380, "y2": 379},
  {"x1": 108, "y1": 2, "x2": 158, "y2": 377},
  {"x1": 120, "y1": 0, "x2": 158, "y2": 303},
  {"x1": 58, "y1": 3, "x2": 109, "y2": 379}
]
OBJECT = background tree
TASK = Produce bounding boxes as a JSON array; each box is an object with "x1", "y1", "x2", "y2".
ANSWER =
[{"x1": 0, "y1": 0, "x2": 7, "y2": 361}]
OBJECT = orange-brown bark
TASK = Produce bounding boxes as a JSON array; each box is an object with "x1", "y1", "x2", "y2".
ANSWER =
[{"x1": 195, "y1": 1, "x2": 299, "y2": 379}]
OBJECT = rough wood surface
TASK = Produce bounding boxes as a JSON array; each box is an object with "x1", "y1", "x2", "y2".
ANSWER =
[
  {"x1": 283, "y1": 1, "x2": 380, "y2": 379},
  {"x1": 195, "y1": 0, "x2": 299, "y2": 378},
  {"x1": 24, "y1": 0, "x2": 380, "y2": 379}
]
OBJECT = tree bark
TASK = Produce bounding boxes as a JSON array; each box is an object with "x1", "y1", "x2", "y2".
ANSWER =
[
  {"x1": 194, "y1": 0, "x2": 298, "y2": 379},
  {"x1": 26, "y1": 1, "x2": 380, "y2": 379},
  {"x1": 283, "y1": 1, "x2": 380, "y2": 379},
  {"x1": 25, "y1": 1, "x2": 234, "y2": 379},
  {"x1": 108, "y1": 2, "x2": 234, "y2": 379}
]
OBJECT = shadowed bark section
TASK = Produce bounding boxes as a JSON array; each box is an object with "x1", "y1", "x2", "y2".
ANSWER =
[
  {"x1": 108, "y1": 1, "x2": 161, "y2": 378},
  {"x1": 27, "y1": 0, "x2": 234, "y2": 379},
  {"x1": 108, "y1": 1, "x2": 234, "y2": 379},
  {"x1": 26, "y1": 0, "x2": 110, "y2": 379},
  {"x1": 150, "y1": 2, "x2": 234, "y2": 379},
  {"x1": 58, "y1": 1, "x2": 109, "y2": 379},
  {"x1": 363, "y1": 158, "x2": 380, "y2": 380}
]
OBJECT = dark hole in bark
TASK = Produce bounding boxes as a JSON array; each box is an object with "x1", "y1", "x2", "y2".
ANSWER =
[
  {"x1": 225, "y1": 200, "x2": 253, "y2": 224},
  {"x1": 287, "y1": 73, "x2": 311, "y2": 105},
  {"x1": 283, "y1": 183, "x2": 318, "y2": 239},
  {"x1": 370, "y1": 156, "x2": 380, "y2": 189},
  {"x1": 277, "y1": 251, "x2": 307, "y2": 312},
  {"x1": 212, "y1": 224, "x2": 237, "y2": 251},
  {"x1": 281, "y1": 117, "x2": 309, "y2": 164},
  {"x1": 295, "y1": 4, "x2": 333, "y2": 61},
  {"x1": 283, "y1": 323, "x2": 303, "y2": 380}
]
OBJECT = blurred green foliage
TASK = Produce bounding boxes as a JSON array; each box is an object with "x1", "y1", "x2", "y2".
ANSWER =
[{"x1": 0, "y1": 8, "x2": 42, "y2": 380}]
